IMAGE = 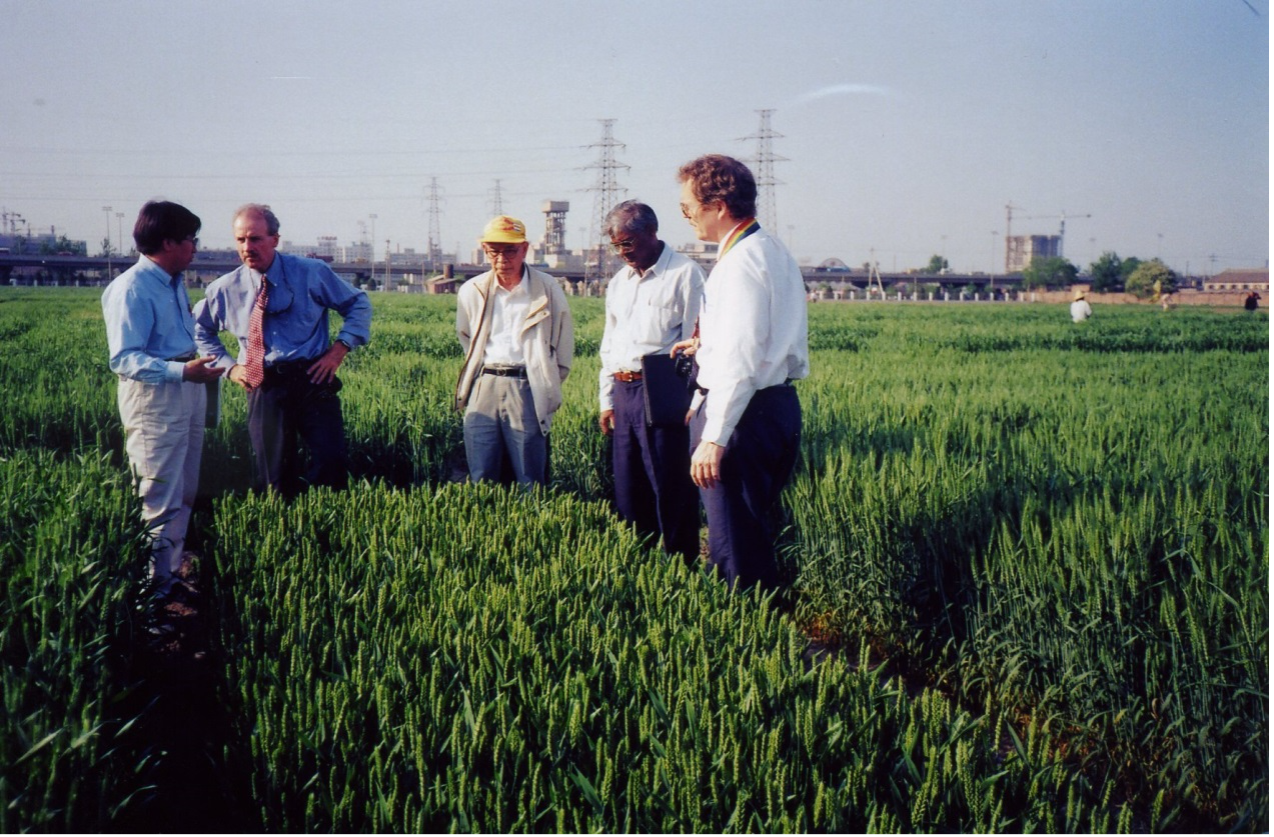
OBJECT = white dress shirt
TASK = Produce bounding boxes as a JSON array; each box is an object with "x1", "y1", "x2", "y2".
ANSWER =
[
  {"x1": 483, "y1": 275, "x2": 530, "y2": 366},
  {"x1": 696, "y1": 222, "x2": 809, "y2": 446},
  {"x1": 598, "y1": 244, "x2": 705, "y2": 411}
]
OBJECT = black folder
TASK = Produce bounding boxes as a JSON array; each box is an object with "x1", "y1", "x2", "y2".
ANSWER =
[{"x1": 640, "y1": 352, "x2": 691, "y2": 427}]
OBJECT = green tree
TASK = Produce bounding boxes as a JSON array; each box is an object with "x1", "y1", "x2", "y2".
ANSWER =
[
  {"x1": 1119, "y1": 256, "x2": 1142, "y2": 284},
  {"x1": 925, "y1": 254, "x2": 948, "y2": 273},
  {"x1": 38, "y1": 235, "x2": 87, "y2": 256},
  {"x1": 1021, "y1": 256, "x2": 1078, "y2": 290},
  {"x1": 1124, "y1": 258, "x2": 1177, "y2": 300},
  {"x1": 98, "y1": 237, "x2": 114, "y2": 257},
  {"x1": 1088, "y1": 251, "x2": 1125, "y2": 292}
]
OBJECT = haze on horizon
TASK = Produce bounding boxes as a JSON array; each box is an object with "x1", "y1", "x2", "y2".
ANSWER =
[{"x1": 0, "y1": 0, "x2": 1267, "y2": 275}]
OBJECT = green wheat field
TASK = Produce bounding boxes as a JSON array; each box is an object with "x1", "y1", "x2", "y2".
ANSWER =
[{"x1": 1, "y1": 287, "x2": 1267, "y2": 832}]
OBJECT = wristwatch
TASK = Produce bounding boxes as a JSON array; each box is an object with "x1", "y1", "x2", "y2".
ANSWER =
[{"x1": 336, "y1": 338, "x2": 352, "y2": 350}]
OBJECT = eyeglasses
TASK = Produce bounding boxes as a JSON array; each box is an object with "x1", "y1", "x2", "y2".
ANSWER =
[
  {"x1": 609, "y1": 238, "x2": 638, "y2": 253},
  {"x1": 179, "y1": 236, "x2": 199, "y2": 247},
  {"x1": 680, "y1": 199, "x2": 714, "y2": 220},
  {"x1": 483, "y1": 245, "x2": 522, "y2": 259}
]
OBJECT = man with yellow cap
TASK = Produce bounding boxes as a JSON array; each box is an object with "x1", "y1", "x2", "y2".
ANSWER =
[{"x1": 455, "y1": 216, "x2": 574, "y2": 485}]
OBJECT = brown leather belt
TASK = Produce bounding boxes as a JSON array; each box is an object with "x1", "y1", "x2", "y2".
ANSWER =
[{"x1": 613, "y1": 370, "x2": 643, "y2": 383}]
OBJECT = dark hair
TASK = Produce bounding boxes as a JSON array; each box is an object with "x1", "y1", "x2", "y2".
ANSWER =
[
  {"x1": 133, "y1": 201, "x2": 201, "y2": 255},
  {"x1": 677, "y1": 154, "x2": 757, "y2": 221},
  {"x1": 235, "y1": 203, "x2": 281, "y2": 236},
  {"x1": 604, "y1": 200, "x2": 659, "y2": 238}
]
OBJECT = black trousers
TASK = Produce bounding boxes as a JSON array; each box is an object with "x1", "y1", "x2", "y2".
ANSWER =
[
  {"x1": 246, "y1": 362, "x2": 348, "y2": 497},
  {"x1": 611, "y1": 379, "x2": 700, "y2": 562},
  {"x1": 691, "y1": 384, "x2": 801, "y2": 590}
]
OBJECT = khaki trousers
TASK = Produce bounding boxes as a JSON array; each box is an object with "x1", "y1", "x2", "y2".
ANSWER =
[{"x1": 117, "y1": 376, "x2": 206, "y2": 594}]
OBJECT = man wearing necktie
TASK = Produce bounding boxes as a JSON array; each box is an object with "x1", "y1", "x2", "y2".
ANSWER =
[
  {"x1": 194, "y1": 204, "x2": 371, "y2": 496},
  {"x1": 673, "y1": 155, "x2": 810, "y2": 590},
  {"x1": 102, "y1": 201, "x2": 224, "y2": 602}
]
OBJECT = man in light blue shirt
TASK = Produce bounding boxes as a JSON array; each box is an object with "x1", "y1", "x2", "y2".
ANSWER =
[
  {"x1": 194, "y1": 203, "x2": 371, "y2": 496},
  {"x1": 102, "y1": 201, "x2": 223, "y2": 602}
]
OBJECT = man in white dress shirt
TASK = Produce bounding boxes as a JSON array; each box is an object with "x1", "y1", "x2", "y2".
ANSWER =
[
  {"x1": 674, "y1": 154, "x2": 809, "y2": 589},
  {"x1": 598, "y1": 200, "x2": 705, "y2": 562},
  {"x1": 455, "y1": 216, "x2": 574, "y2": 485}
]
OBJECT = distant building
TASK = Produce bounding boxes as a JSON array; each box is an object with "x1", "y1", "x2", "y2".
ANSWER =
[
  {"x1": 342, "y1": 241, "x2": 373, "y2": 263},
  {"x1": 0, "y1": 232, "x2": 88, "y2": 255},
  {"x1": 1203, "y1": 268, "x2": 1269, "y2": 292},
  {"x1": 1006, "y1": 234, "x2": 1060, "y2": 273},
  {"x1": 312, "y1": 236, "x2": 339, "y2": 261},
  {"x1": 677, "y1": 241, "x2": 719, "y2": 272}
]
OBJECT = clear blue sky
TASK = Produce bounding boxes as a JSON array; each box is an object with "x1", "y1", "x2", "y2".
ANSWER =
[{"x1": 1, "y1": 0, "x2": 1267, "y2": 274}]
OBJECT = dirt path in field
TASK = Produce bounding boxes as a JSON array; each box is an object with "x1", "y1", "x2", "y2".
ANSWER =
[{"x1": 112, "y1": 583, "x2": 258, "y2": 833}]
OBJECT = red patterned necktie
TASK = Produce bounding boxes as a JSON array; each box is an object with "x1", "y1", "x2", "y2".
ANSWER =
[{"x1": 243, "y1": 279, "x2": 268, "y2": 388}]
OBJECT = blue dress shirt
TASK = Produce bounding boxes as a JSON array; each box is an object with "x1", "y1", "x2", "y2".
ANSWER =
[
  {"x1": 101, "y1": 255, "x2": 198, "y2": 384},
  {"x1": 193, "y1": 252, "x2": 371, "y2": 369}
]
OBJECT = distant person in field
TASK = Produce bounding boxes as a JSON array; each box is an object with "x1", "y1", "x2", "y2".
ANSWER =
[
  {"x1": 101, "y1": 201, "x2": 223, "y2": 602},
  {"x1": 598, "y1": 200, "x2": 704, "y2": 562},
  {"x1": 194, "y1": 204, "x2": 371, "y2": 497},
  {"x1": 1070, "y1": 289, "x2": 1093, "y2": 322},
  {"x1": 672, "y1": 154, "x2": 809, "y2": 590},
  {"x1": 1244, "y1": 291, "x2": 1260, "y2": 311},
  {"x1": 455, "y1": 215, "x2": 574, "y2": 486}
]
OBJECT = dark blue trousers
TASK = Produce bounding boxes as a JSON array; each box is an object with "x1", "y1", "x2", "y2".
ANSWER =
[
  {"x1": 691, "y1": 384, "x2": 801, "y2": 590},
  {"x1": 247, "y1": 362, "x2": 348, "y2": 497},
  {"x1": 611, "y1": 379, "x2": 701, "y2": 562}
]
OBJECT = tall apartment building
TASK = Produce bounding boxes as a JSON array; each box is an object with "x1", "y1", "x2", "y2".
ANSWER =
[{"x1": 1005, "y1": 234, "x2": 1060, "y2": 273}]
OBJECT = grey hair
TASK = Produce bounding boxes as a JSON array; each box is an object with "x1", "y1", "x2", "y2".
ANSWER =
[
  {"x1": 604, "y1": 200, "x2": 658, "y2": 238},
  {"x1": 235, "y1": 203, "x2": 281, "y2": 236}
]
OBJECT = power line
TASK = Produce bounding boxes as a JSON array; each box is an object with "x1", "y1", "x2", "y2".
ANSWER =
[
  {"x1": 738, "y1": 109, "x2": 786, "y2": 231},
  {"x1": 425, "y1": 177, "x2": 443, "y2": 269},
  {"x1": 582, "y1": 119, "x2": 629, "y2": 281},
  {"x1": 489, "y1": 179, "x2": 504, "y2": 217}
]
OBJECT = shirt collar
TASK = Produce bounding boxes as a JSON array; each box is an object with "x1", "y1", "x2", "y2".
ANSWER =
[
  {"x1": 495, "y1": 265, "x2": 529, "y2": 296},
  {"x1": 493, "y1": 263, "x2": 528, "y2": 294},
  {"x1": 718, "y1": 220, "x2": 752, "y2": 247},
  {"x1": 625, "y1": 241, "x2": 669, "y2": 280},
  {"x1": 139, "y1": 254, "x2": 180, "y2": 285},
  {"x1": 254, "y1": 255, "x2": 279, "y2": 287}
]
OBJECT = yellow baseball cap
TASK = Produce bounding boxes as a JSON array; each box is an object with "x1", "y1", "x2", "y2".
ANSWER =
[{"x1": 480, "y1": 215, "x2": 527, "y2": 243}]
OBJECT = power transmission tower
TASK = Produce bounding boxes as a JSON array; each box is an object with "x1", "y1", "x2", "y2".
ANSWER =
[
  {"x1": 489, "y1": 178, "x2": 504, "y2": 217},
  {"x1": 739, "y1": 108, "x2": 786, "y2": 231},
  {"x1": 582, "y1": 118, "x2": 629, "y2": 281},
  {"x1": 425, "y1": 178, "x2": 443, "y2": 270}
]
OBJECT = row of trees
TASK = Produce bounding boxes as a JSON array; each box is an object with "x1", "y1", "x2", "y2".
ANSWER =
[
  {"x1": 1025, "y1": 251, "x2": 1178, "y2": 299},
  {"x1": 920, "y1": 250, "x2": 1179, "y2": 300}
]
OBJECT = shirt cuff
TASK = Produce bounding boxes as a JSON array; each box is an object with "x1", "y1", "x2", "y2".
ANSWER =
[{"x1": 165, "y1": 360, "x2": 186, "y2": 383}]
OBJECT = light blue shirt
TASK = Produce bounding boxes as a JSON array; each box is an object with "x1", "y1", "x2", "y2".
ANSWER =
[
  {"x1": 193, "y1": 252, "x2": 371, "y2": 369},
  {"x1": 101, "y1": 254, "x2": 197, "y2": 384}
]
